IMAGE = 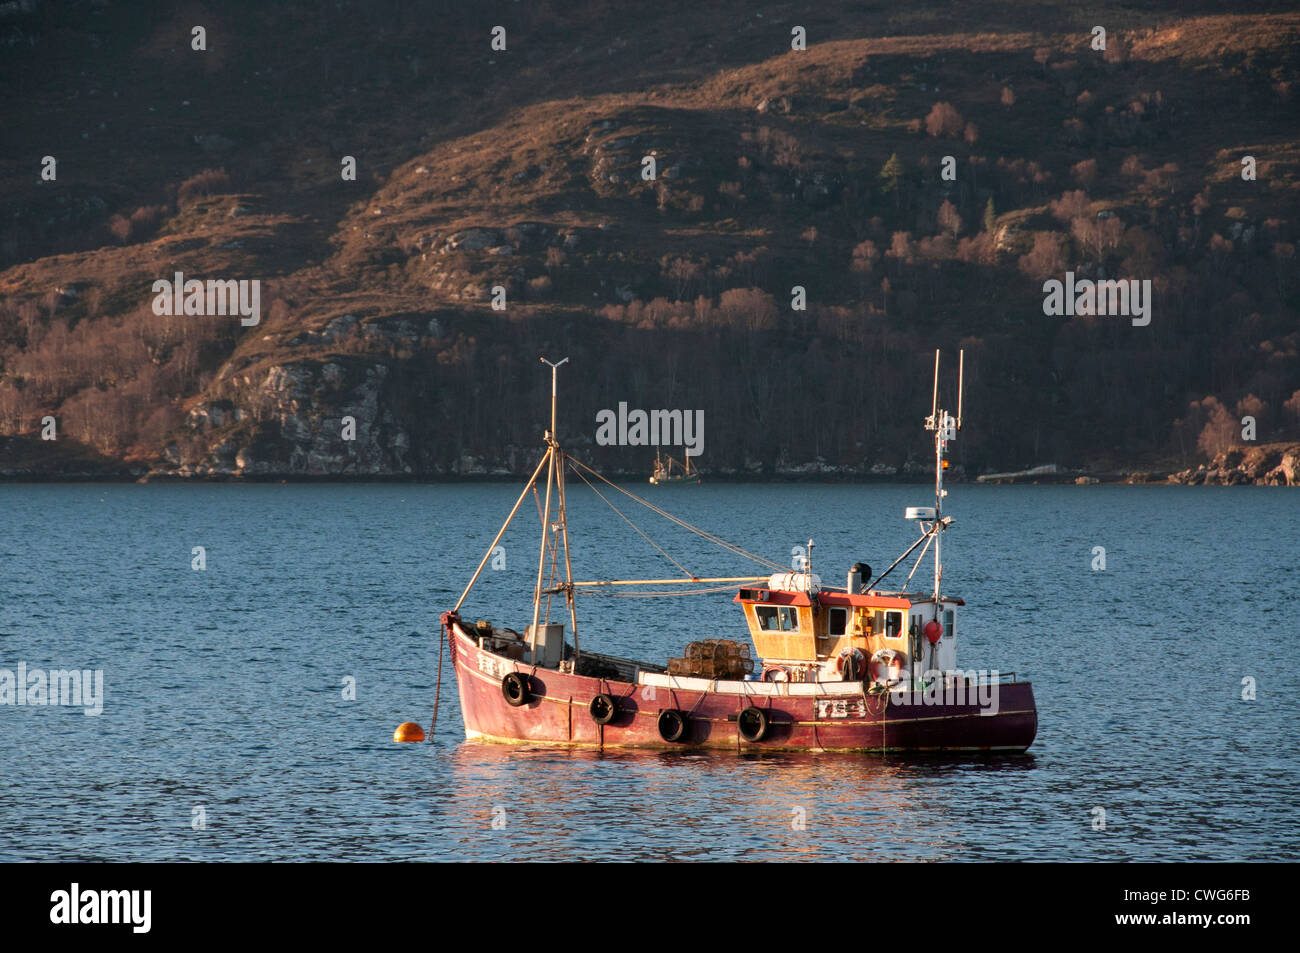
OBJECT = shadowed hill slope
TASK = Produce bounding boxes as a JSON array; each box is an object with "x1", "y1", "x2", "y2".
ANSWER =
[{"x1": 2, "y1": 1, "x2": 1298, "y2": 479}]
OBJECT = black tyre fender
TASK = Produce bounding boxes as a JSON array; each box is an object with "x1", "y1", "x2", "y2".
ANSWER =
[
  {"x1": 501, "y1": 672, "x2": 531, "y2": 707},
  {"x1": 657, "y1": 709, "x2": 689, "y2": 743},
  {"x1": 737, "y1": 705, "x2": 769, "y2": 743},
  {"x1": 589, "y1": 693, "x2": 618, "y2": 725}
]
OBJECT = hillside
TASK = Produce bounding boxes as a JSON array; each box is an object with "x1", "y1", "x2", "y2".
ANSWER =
[{"x1": 2, "y1": 1, "x2": 1299, "y2": 481}]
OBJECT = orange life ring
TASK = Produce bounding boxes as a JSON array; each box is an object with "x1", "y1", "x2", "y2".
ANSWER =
[{"x1": 836, "y1": 648, "x2": 866, "y2": 681}]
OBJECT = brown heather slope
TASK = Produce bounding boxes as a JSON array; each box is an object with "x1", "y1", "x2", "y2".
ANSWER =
[{"x1": 1, "y1": 1, "x2": 1298, "y2": 480}]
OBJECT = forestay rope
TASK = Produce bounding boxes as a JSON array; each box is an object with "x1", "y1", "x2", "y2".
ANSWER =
[
  {"x1": 566, "y1": 456, "x2": 786, "y2": 577},
  {"x1": 567, "y1": 461, "x2": 697, "y2": 580}
]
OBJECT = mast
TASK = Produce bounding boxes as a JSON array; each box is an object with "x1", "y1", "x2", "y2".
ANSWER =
[
  {"x1": 923, "y1": 348, "x2": 963, "y2": 602},
  {"x1": 557, "y1": 436, "x2": 580, "y2": 662},
  {"x1": 531, "y1": 357, "x2": 576, "y2": 664},
  {"x1": 456, "y1": 358, "x2": 770, "y2": 665}
]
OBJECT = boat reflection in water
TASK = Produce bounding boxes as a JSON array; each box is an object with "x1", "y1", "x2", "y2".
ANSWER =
[{"x1": 437, "y1": 743, "x2": 1035, "y2": 861}]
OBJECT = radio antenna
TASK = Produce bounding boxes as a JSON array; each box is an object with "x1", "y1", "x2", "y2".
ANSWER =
[
  {"x1": 930, "y1": 349, "x2": 940, "y2": 422},
  {"x1": 957, "y1": 349, "x2": 964, "y2": 430}
]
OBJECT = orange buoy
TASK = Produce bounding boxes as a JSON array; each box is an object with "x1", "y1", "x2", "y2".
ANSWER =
[{"x1": 393, "y1": 722, "x2": 425, "y2": 743}]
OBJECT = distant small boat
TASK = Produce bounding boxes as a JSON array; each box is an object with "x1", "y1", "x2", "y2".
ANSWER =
[{"x1": 650, "y1": 449, "x2": 700, "y2": 485}]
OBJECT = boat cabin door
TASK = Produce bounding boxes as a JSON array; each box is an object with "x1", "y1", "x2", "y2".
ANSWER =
[{"x1": 910, "y1": 603, "x2": 957, "y2": 674}]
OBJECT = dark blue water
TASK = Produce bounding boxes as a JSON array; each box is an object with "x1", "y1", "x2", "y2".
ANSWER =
[{"x1": 1, "y1": 482, "x2": 1296, "y2": 861}]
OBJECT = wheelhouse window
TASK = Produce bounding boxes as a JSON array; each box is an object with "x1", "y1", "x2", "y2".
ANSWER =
[
  {"x1": 944, "y1": 609, "x2": 955, "y2": 638},
  {"x1": 755, "y1": 605, "x2": 800, "y2": 632},
  {"x1": 885, "y1": 611, "x2": 903, "y2": 638},
  {"x1": 869, "y1": 609, "x2": 905, "y2": 639},
  {"x1": 828, "y1": 607, "x2": 847, "y2": 636}
]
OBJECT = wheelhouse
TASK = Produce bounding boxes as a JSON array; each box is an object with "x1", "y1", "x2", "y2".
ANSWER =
[{"x1": 736, "y1": 573, "x2": 964, "y2": 682}]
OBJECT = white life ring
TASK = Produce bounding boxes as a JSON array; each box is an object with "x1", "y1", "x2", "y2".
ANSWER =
[{"x1": 869, "y1": 648, "x2": 906, "y2": 684}]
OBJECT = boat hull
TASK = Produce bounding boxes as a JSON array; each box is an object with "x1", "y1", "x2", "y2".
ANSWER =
[{"x1": 448, "y1": 624, "x2": 1037, "y2": 753}]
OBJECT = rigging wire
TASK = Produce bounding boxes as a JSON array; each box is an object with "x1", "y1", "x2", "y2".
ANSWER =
[
  {"x1": 567, "y1": 457, "x2": 786, "y2": 573},
  {"x1": 585, "y1": 583, "x2": 742, "y2": 598},
  {"x1": 905, "y1": 532, "x2": 936, "y2": 587},
  {"x1": 567, "y1": 460, "x2": 697, "y2": 580}
]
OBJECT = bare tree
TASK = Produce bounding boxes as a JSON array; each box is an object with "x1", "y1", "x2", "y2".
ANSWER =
[
  {"x1": 937, "y1": 200, "x2": 962, "y2": 238},
  {"x1": 924, "y1": 102, "x2": 964, "y2": 138}
]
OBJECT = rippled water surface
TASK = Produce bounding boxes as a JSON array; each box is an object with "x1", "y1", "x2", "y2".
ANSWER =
[{"x1": 1, "y1": 482, "x2": 1297, "y2": 861}]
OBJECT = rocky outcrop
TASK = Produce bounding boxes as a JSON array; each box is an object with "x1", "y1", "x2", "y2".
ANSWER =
[
  {"x1": 1167, "y1": 444, "x2": 1300, "y2": 486},
  {"x1": 151, "y1": 358, "x2": 414, "y2": 479}
]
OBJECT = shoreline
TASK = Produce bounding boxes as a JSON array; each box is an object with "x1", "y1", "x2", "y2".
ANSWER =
[
  {"x1": 0, "y1": 469, "x2": 1289, "y2": 487},
  {"x1": 3, "y1": 443, "x2": 1295, "y2": 487}
]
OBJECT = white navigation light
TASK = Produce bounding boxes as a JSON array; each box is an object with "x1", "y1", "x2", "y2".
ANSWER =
[{"x1": 905, "y1": 506, "x2": 936, "y2": 521}]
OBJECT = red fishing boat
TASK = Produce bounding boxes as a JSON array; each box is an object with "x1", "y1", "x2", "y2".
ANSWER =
[{"x1": 440, "y1": 352, "x2": 1037, "y2": 753}]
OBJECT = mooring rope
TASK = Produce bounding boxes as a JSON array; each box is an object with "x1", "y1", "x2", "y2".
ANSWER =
[{"x1": 428, "y1": 620, "x2": 447, "y2": 742}]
